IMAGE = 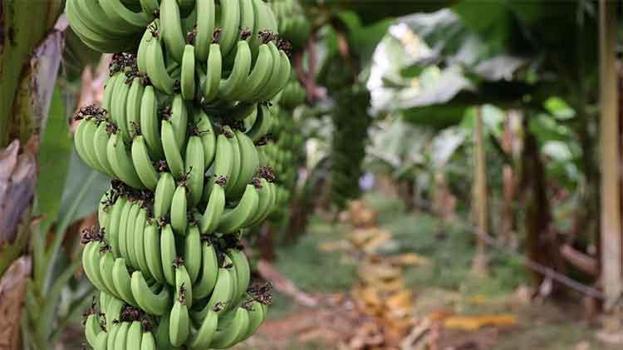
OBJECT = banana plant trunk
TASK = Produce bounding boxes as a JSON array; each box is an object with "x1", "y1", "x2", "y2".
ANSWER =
[
  {"x1": 598, "y1": 0, "x2": 623, "y2": 332},
  {"x1": 471, "y1": 106, "x2": 488, "y2": 275},
  {"x1": 0, "y1": 2, "x2": 63, "y2": 348}
]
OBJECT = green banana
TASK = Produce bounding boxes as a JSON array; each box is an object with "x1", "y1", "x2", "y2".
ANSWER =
[
  {"x1": 226, "y1": 248, "x2": 251, "y2": 302},
  {"x1": 94, "y1": 329, "x2": 108, "y2": 350},
  {"x1": 170, "y1": 184, "x2": 188, "y2": 234},
  {"x1": 219, "y1": 40, "x2": 252, "y2": 100},
  {"x1": 246, "y1": 178, "x2": 273, "y2": 226},
  {"x1": 82, "y1": 241, "x2": 106, "y2": 291},
  {"x1": 217, "y1": 184, "x2": 259, "y2": 233},
  {"x1": 112, "y1": 257, "x2": 137, "y2": 305},
  {"x1": 194, "y1": 0, "x2": 216, "y2": 61},
  {"x1": 131, "y1": 135, "x2": 159, "y2": 190},
  {"x1": 188, "y1": 309, "x2": 218, "y2": 349},
  {"x1": 154, "y1": 172, "x2": 176, "y2": 218},
  {"x1": 111, "y1": 74, "x2": 132, "y2": 142},
  {"x1": 194, "y1": 110, "x2": 217, "y2": 168},
  {"x1": 139, "y1": 85, "x2": 163, "y2": 159},
  {"x1": 238, "y1": 0, "x2": 255, "y2": 41},
  {"x1": 144, "y1": 21, "x2": 176, "y2": 94},
  {"x1": 181, "y1": 44, "x2": 196, "y2": 100},
  {"x1": 224, "y1": 127, "x2": 241, "y2": 193},
  {"x1": 126, "y1": 321, "x2": 143, "y2": 349},
  {"x1": 107, "y1": 322, "x2": 120, "y2": 349},
  {"x1": 194, "y1": 267, "x2": 234, "y2": 320},
  {"x1": 200, "y1": 180, "x2": 225, "y2": 234},
  {"x1": 218, "y1": 0, "x2": 241, "y2": 57},
  {"x1": 161, "y1": 119, "x2": 185, "y2": 178},
  {"x1": 122, "y1": 202, "x2": 141, "y2": 268},
  {"x1": 184, "y1": 135, "x2": 206, "y2": 206},
  {"x1": 99, "y1": 250, "x2": 120, "y2": 298},
  {"x1": 202, "y1": 43, "x2": 223, "y2": 102},
  {"x1": 159, "y1": 0, "x2": 186, "y2": 62},
  {"x1": 144, "y1": 221, "x2": 166, "y2": 283},
  {"x1": 229, "y1": 130, "x2": 259, "y2": 197},
  {"x1": 107, "y1": 132, "x2": 145, "y2": 189},
  {"x1": 160, "y1": 224, "x2": 177, "y2": 285},
  {"x1": 80, "y1": 118, "x2": 105, "y2": 172},
  {"x1": 140, "y1": 331, "x2": 157, "y2": 350},
  {"x1": 99, "y1": 0, "x2": 151, "y2": 29},
  {"x1": 239, "y1": 300, "x2": 267, "y2": 341},
  {"x1": 133, "y1": 207, "x2": 150, "y2": 273},
  {"x1": 170, "y1": 95, "x2": 189, "y2": 150},
  {"x1": 85, "y1": 313, "x2": 103, "y2": 347},
  {"x1": 113, "y1": 321, "x2": 130, "y2": 349},
  {"x1": 213, "y1": 132, "x2": 234, "y2": 183},
  {"x1": 131, "y1": 270, "x2": 171, "y2": 316},
  {"x1": 209, "y1": 307, "x2": 249, "y2": 349},
  {"x1": 174, "y1": 263, "x2": 193, "y2": 306},
  {"x1": 192, "y1": 240, "x2": 219, "y2": 300},
  {"x1": 169, "y1": 298, "x2": 190, "y2": 346},
  {"x1": 93, "y1": 121, "x2": 116, "y2": 176},
  {"x1": 125, "y1": 76, "x2": 145, "y2": 138},
  {"x1": 184, "y1": 225, "x2": 202, "y2": 283},
  {"x1": 139, "y1": 0, "x2": 160, "y2": 15},
  {"x1": 238, "y1": 43, "x2": 274, "y2": 102}
]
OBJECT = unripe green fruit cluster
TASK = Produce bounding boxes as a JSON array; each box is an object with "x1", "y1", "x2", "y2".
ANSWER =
[
  {"x1": 67, "y1": 0, "x2": 294, "y2": 348},
  {"x1": 269, "y1": 0, "x2": 310, "y2": 49},
  {"x1": 330, "y1": 85, "x2": 371, "y2": 209},
  {"x1": 259, "y1": 78, "x2": 306, "y2": 221}
]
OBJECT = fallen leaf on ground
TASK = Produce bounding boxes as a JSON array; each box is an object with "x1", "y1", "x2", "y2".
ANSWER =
[
  {"x1": 443, "y1": 314, "x2": 517, "y2": 331},
  {"x1": 388, "y1": 253, "x2": 429, "y2": 266}
]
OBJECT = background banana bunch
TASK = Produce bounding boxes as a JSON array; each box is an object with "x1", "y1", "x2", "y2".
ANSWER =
[
  {"x1": 67, "y1": 0, "x2": 294, "y2": 348},
  {"x1": 329, "y1": 84, "x2": 371, "y2": 209},
  {"x1": 269, "y1": 0, "x2": 310, "y2": 49},
  {"x1": 257, "y1": 78, "x2": 306, "y2": 222},
  {"x1": 257, "y1": 0, "x2": 310, "y2": 224}
]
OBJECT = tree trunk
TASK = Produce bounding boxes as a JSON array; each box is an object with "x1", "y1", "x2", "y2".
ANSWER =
[
  {"x1": 520, "y1": 117, "x2": 564, "y2": 293},
  {"x1": 500, "y1": 110, "x2": 520, "y2": 247},
  {"x1": 598, "y1": 0, "x2": 623, "y2": 334},
  {"x1": 257, "y1": 224, "x2": 276, "y2": 261},
  {"x1": 471, "y1": 107, "x2": 488, "y2": 275}
]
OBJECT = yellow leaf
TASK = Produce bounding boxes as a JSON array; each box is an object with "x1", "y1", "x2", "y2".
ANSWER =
[{"x1": 443, "y1": 314, "x2": 517, "y2": 331}]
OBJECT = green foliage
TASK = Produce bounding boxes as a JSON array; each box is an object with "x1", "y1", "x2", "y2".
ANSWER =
[
  {"x1": 35, "y1": 89, "x2": 72, "y2": 234},
  {"x1": 321, "y1": 0, "x2": 452, "y2": 25}
]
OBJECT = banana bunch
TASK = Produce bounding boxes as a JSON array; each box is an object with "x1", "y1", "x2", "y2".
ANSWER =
[
  {"x1": 269, "y1": 0, "x2": 310, "y2": 49},
  {"x1": 81, "y1": 224, "x2": 270, "y2": 349},
  {"x1": 329, "y1": 84, "x2": 371, "y2": 209},
  {"x1": 66, "y1": 0, "x2": 297, "y2": 347},
  {"x1": 252, "y1": 81, "x2": 305, "y2": 221},
  {"x1": 67, "y1": 0, "x2": 291, "y2": 103}
]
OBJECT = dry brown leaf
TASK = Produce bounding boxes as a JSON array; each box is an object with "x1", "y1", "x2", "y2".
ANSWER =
[
  {"x1": 388, "y1": 253, "x2": 430, "y2": 267},
  {"x1": 353, "y1": 285, "x2": 383, "y2": 309},
  {"x1": 465, "y1": 294, "x2": 488, "y2": 304},
  {"x1": 427, "y1": 310, "x2": 454, "y2": 322},
  {"x1": 369, "y1": 278, "x2": 406, "y2": 293},
  {"x1": 443, "y1": 314, "x2": 517, "y2": 331},
  {"x1": 0, "y1": 256, "x2": 32, "y2": 349},
  {"x1": 362, "y1": 232, "x2": 393, "y2": 253},
  {"x1": 386, "y1": 290, "x2": 414, "y2": 311},
  {"x1": 358, "y1": 262, "x2": 402, "y2": 282},
  {"x1": 318, "y1": 240, "x2": 351, "y2": 252}
]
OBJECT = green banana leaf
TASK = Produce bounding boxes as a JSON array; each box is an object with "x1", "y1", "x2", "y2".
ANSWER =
[{"x1": 36, "y1": 88, "x2": 72, "y2": 235}]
